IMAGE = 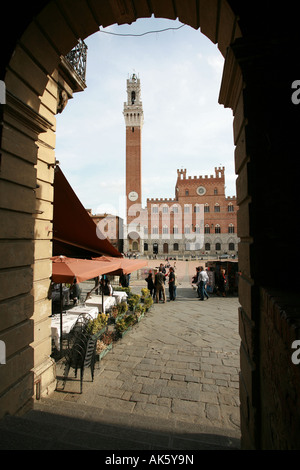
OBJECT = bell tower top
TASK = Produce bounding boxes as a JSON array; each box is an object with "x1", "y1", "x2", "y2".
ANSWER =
[{"x1": 123, "y1": 73, "x2": 144, "y2": 128}]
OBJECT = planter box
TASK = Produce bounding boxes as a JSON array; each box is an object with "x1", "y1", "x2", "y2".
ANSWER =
[
  {"x1": 119, "y1": 326, "x2": 132, "y2": 338},
  {"x1": 91, "y1": 327, "x2": 106, "y2": 340},
  {"x1": 111, "y1": 312, "x2": 127, "y2": 323},
  {"x1": 99, "y1": 342, "x2": 113, "y2": 359},
  {"x1": 96, "y1": 342, "x2": 113, "y2": 362},
  {"x1": 137, "y1": 313, "x2": 145, "y2": 322}
]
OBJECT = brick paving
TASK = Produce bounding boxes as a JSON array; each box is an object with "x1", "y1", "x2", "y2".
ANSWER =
[{"x1": 47, "y1": 280, "x2": 241, "y2": 449}]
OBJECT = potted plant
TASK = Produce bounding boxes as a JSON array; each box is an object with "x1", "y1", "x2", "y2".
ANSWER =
[
  {"x1": 127, "y1": 293, "x2": 140, "y2": 312},
  {"x1": 114, "y1": 286, "x2": 131, "y2": 295},
  {"x1": 110, "y1": 305, "x2": 119, "y2": 322},
  {"x1": 115, "y1": 313, "x2": 136, "y2": 337},
  {"x1": 141, "y1": 288, "x2": 150, "y2": 299},
  {"x1": 96, "y1": 331, "x2": 114, "y2": 359},
  {"x1": 134, "y1": 303, "x2": 146, "y2": 322},
  {"x1": 143, "y1": 295, "x2": 153, "y2": 311},
  {"x1": 86, "y1": 312, "x2": 109, "y2": 338},
  {"x1": 141, "y1": 288, "x2": 153, "y2": 311},
  {"x1": 118, "y1": 301, "x2": 128, "y2": 315}
]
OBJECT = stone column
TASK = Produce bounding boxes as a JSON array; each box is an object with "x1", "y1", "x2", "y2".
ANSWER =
[{"x1": 220, "y1": 36, "x2": 300, "y2": 449}]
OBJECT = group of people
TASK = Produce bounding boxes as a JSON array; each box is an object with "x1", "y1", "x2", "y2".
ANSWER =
[
  {"x1": 145, "y1": 262, "x2": 228, "y2": 304},
  {"x1": 192, "y1": 266, "x2": 227, "y2": 299},
  {"x1": 145, "y1": 263, "x2": 177, "y2": 303}
]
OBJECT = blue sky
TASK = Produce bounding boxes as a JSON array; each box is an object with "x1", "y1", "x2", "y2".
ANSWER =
[{"x1": 55, "y1": 18, "x2": 235, "y2": 220}]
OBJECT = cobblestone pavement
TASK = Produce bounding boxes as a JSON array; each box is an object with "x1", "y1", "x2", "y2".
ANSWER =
[{"x1": 50, "y1": 281, "x2": 241, "y2": 449}]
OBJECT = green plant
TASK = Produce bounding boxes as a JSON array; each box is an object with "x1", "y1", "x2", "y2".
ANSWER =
[
  {"x1": 127, "y1": 294, "x2": 140, "y2": 310},
  {"x1": 141, "y1": 288, "x2": 150, "y2": 298},
  {"x1": 118, "y1": 301, "x2": 128, "y2": 315},
  {"x1": 101, "y1": 331, "x2": 114, "y2": 345},
  {"x1": 115, "y1": 318, "x2": 127, "y2": 333},
  {"x1": 115, "y1": 314, "x2": 135, "y2": 333},
  {"x1": 135, "y1": 303, "x2": 145, "y2": 315},
  {"x1": 140, "y1": 287, "x2": 153, "y2": 310},
  {"x1": 114, "y1": 286, "x2": 131, "y2": 295},
  {"x1": 143, "y1": 295, "x2": 153, "y2": 310},
  {"x1": 111, "y1": 305, "x2": 119, "y2": 319},
  {"x1": 87, "y1": 313, "x2": 109, "y2": 335}
]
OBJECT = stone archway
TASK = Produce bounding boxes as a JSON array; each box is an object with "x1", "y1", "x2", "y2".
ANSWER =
[
  {"x1": 0, "y1": 0, "x2": 245, "y2": 436},
  {"x1": 1, "y1": 0, "x2": 300, "y2": 450}
]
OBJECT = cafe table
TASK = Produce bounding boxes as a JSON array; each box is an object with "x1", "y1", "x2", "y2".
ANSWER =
[
  {"x1": 113, "y1": 291, "x2": 127, "y2": 303},
  {"x1": 51, "y1": 305, "x2": 98, "y2": 350},
  {"x1": 85, "y1": 294, "x2": 117, "y2": 313}
]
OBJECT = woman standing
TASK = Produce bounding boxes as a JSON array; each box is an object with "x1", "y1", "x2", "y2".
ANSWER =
[{"x1": 145, "y1": 270, "x2": 155, "y2": 298}]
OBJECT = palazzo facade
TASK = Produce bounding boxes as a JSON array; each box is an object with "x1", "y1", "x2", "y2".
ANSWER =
[{"x1": 144, "y1": 167, "x2": 239, "y2": 257}]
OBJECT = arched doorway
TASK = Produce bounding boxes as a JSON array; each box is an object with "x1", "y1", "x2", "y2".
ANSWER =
[{"x1": 1, "y1": 0, "x2": 299, "y2": 450}]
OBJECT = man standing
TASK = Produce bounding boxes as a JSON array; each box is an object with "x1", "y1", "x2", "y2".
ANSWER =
[
  {"x1": 155, "y1": 268, "x2": 166, "y2": 303},
  {"x1": 197, "y1": 266, "x2": 209, "y2": 301},
  {"x1": 168, "y1": 266, "x2": 177, "y2": 301}
]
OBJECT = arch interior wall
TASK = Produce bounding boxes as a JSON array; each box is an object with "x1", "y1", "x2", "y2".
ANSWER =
[{"x1": 1, "y1": 0, "x2": 300, "y2": 450}]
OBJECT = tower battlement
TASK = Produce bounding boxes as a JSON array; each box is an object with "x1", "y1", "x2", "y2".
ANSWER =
[
  {"x1": 176, "y1": 166, "x2": 225, "y2": 181},
  {"x1": 147, "y1": 197, "x2": 176, "y2": 203}
]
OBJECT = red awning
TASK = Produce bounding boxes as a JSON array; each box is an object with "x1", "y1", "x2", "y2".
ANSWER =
[
  {"x1": 53, "y1": 166, "x2": 122, "y2": 259},
  {"x1": 92, "y1": 256, "x2": 147, "y2": 275},
  {"x1": 51, "y1": 255, "x2": 122, "y2": 283}
]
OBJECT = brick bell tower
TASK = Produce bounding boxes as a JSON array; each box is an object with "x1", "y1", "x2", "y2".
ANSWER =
[{"x1": 123, "y1": 73, "x2": 144, "y2": 253}]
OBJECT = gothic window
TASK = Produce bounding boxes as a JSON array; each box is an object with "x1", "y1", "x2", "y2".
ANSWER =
[
  {"x1": 184, "y1": 225, "x2": 191, "y2": 234},
  {"x1": 172, "y1": 205, "x2": 179, "y2": 213},
  {"x1": 144, "y1": 242, "x2": 148, "y2": 251},
  {"x1": 185, "y1": 190, "x2": 189, "y2": 195},
  {"x1": 205, "y1": 242, "x2": 211, "y2": 251},
  {"x1": 214, "y1": 188, "x2": 218, "y2": 195},
  {"x1": 214, "y1": 203, "x2": 220, "y2": 212},
  {"x1": 228, "y1": 224, "x2": 235, "y2": 233},
  {"x1": 162, "y1": 205, "x2": 168, "y2": 213},
  {"x1": 163, "y1": 225, "x2": 169, "y2": 234},
  {"x1": 184, "y1": 205, "x2": 190, "y2": 213},
  {"x1": 152, "y1": 226, "x2": 158, "y2": 234},
  {"x1": 131, "y1": 91, "x2": 136, "y2": 104},
  {"x1": 215, "y1": 224, "x2": 221, "y2": 234},
  {"x1": 216, "y1": 242, "x2": 221, "y2": 251},
  {"x1": 173, "y1": 243, "x2": 179, "y2": 251},
  {"x1": 204, "y1": 204, "x2": 210, "y2": 212},
  {"x1": 173, "y1": 225, "x2": 179, "y2": 234},
  {"x1": 204, "y1": 224, "x2": 210, "y2": 234},
  {"x1": 152, "y1": 206, "x2": 158, "y2": 213},
  {"x1": 228, "y1": 204, "x2": 234, "y2": 212},
  {"x1": 194, "y1": 205, "x2": 200, "y2": 212},
  {"x1": 229, "y1": 242, "x2": 235, "y2": 251}
]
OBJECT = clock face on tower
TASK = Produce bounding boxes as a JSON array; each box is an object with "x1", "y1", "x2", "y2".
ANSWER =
[
  {"x1": 128, "y1": 191, "x2": 139, "y2": 201},
  {"x1": 196, "y1": 186, "x2": 206, "y2": 196}
]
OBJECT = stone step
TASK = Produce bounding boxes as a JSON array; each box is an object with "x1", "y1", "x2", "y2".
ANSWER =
[{"x1": 0, "y1": 398, "x2": 240, "y2": 450}]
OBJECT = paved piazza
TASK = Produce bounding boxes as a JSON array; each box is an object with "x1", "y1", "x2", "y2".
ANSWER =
[{"x1": 50, "y1": 263, "x2": 241, "y2": 450}]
